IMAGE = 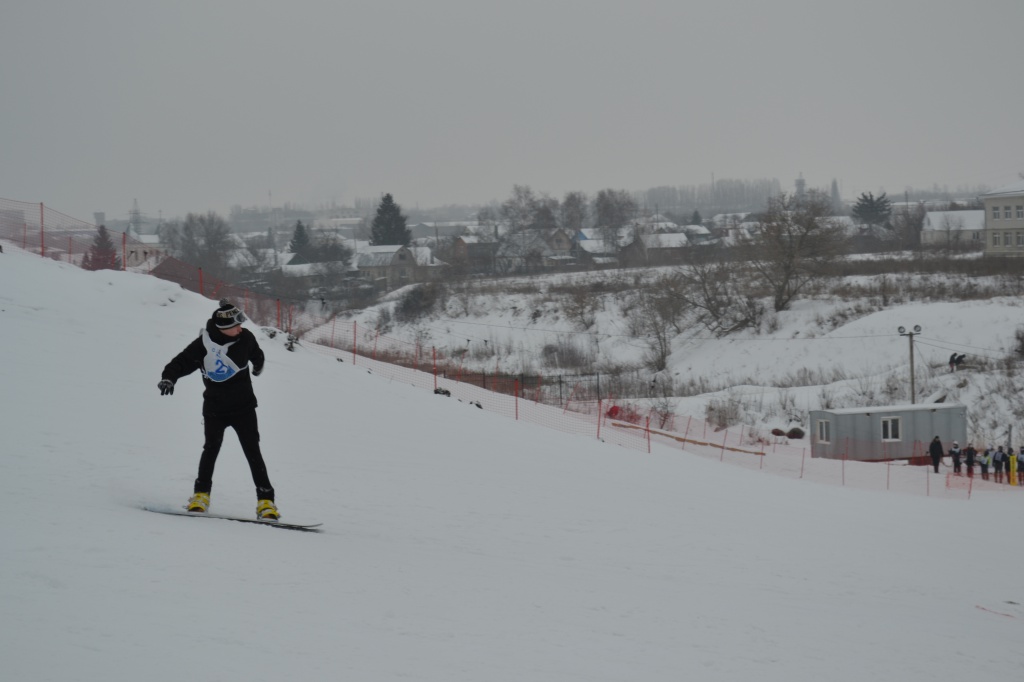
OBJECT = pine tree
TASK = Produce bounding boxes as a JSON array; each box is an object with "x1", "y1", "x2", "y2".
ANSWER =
[
  {"x1": 370, "y1": 194, "x2": 410, "y2": 246},
  {"x1": 289, "y1": 220, "x2": 311, "y2": 255},
  {"x1": 690, "y1": 210, "x2": 703, "y2": 225},
  {"x1": 81, "y1": 225, "x2": 121, "y2": 271},
  {"x1": 851, "y1": 192, "x2": 892, "y2": 226}
]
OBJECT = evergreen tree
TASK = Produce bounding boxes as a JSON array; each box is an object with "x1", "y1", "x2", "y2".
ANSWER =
[
  {"x1": 690, "y1": 210, "x2": 703, "y2": 225},
  {"x1": 82, "y1": 225, "x2": 121, "y2": 271},
  {"x1": 851, "y1": 192, "x2": 892, "y2": 226},
  {"x1": 370, "y1": 193, "x2": 410, "y2": 246},
  {"x1": 289, "y1": 220, "x2": 311, "y2": 255}
]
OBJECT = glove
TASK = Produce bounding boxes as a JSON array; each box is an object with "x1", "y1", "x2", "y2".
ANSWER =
[
  {"x1": 252, "y1": 364, "x2": 264, "y2": 377},
  {"x1": 158, "y1": 379, "x2": 175, "y2": 396}
]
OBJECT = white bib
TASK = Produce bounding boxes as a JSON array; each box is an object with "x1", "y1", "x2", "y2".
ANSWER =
[{"x1": 200, "y1": 329, "x2": 242, "y2": 383}]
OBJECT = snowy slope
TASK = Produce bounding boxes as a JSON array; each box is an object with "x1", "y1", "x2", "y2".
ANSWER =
[{"x1": 1, "y1": 247, "x2": 1023, "y2": 682}]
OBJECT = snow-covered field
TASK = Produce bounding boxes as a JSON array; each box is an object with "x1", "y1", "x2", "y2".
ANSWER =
[{"x1": 2, "y1": 246, "x2": 1023, "y2": 681}]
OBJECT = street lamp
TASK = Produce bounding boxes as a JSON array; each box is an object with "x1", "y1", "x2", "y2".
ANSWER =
[{"x1": 898, "y1": 325, "x2": 922, "y2": 404}]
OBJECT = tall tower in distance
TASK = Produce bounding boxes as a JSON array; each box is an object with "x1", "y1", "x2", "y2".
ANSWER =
[
  {"x1": 794, "y1": 174, "x2": 806, "y2": 203},
  {"x1": 128, "y1": 199, "x2": 143, "y2": 237}
]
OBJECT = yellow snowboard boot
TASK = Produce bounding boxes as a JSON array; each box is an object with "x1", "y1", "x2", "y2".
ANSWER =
[
  {"x1": 186, "y1": 492, "x2": 210, "y2": 513},
  {"x1": 256, "y1": 499, "x2": 280, "y2": 521}
]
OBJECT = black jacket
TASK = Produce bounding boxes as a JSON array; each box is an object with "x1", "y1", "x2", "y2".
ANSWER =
[{"x1": 162, "y1": 320, "x2": 265, "y2": 416}]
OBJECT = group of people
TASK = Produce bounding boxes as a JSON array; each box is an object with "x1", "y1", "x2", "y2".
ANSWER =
[{"x1": 930, "y1": 436, "x2": 1024, "y2": 483}]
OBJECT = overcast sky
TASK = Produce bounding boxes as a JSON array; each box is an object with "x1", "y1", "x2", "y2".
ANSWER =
[{"x1": 2, "y1": 0, "x2": 1022, "y2": 223}]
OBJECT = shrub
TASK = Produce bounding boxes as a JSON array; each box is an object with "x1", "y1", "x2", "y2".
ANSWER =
[
  {"x1": 395, "y1": 284, "x2": 440, "y2": 323},
  {"x1": 786, "y1": 427, "x2": 805, "y2": 439}
]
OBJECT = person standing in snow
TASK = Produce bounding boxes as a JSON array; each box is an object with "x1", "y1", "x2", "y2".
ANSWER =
[
  {"x1": 157, "y1": 301, "x2": 279, "y2": 520},
  {"x1": 928, "y1": 436, "x2": 944, "y2": 473},
  {"x1": 963, "y1": 443, "x2": 977, "y2": 478},
  {"x1": 948, "y1": 441, "x2": 962, "y2": 474},
  {"x1": 993, "y1": 446, "x2": 1006, "y2": 484}
]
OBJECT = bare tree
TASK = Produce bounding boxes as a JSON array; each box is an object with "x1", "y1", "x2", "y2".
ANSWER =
[
  {"x1": 672, "y1": 245, "x2": 763, "y2": 336},
  {"x1": 891, "y1": 202, "x2": 926, "y2": 250},
  {"x1": 500, "y1": 185, "x2": 539, "y2": 232},
  {"x1": 743, "y1": 191, "x2": 846, "y2": 312},
  {"x1": 560, "y1": 191, "x2": 589, "y2": 232},
  {"x1": 594, "y1": 189, "x2": 636, "y2": 232},
  {"x1": 939, "y1": 213, "x2": 964, "y2": 250},
  {"x1": 161, "y1": 211, "x2": 234, "y2": 277},
  {"x1": 624, "y1": 274, "x2": 689, "y2": 371}
]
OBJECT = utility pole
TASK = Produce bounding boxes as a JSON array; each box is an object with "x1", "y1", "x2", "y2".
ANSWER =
[{"x1": 898, "y1": 325, "x2": 922, "y2": 403}]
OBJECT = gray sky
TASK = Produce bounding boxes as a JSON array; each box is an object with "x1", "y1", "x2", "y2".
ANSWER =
[{"x1": 2, "y1": 0, "x2": 1022, "y2": 223}]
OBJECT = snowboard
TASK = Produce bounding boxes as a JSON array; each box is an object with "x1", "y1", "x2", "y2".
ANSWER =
[{"x1": 144, "y1": 506, "x2": 323, "y2": 532}]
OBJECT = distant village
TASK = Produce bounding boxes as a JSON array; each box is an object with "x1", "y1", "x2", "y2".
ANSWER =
[{"x1": 65, "y1": 177, "x2": 1021, "y2": 304}]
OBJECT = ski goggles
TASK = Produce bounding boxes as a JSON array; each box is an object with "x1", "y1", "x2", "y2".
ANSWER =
[{"x1": 213, "y1": 306, "x2": 247, "y2": 328}]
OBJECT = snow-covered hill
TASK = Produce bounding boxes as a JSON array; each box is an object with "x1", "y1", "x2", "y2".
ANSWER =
[
  {"x1": 343, "y1": 266, "x2": 1024, "y2": 446},
  {"x1": 2, "y1": 246, "x2": 1023, "y2": 681}
]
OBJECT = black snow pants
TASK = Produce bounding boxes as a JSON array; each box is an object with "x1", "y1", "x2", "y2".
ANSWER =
[{"x1": 194, "y1": 408, "x2": 274, "y2": 501}]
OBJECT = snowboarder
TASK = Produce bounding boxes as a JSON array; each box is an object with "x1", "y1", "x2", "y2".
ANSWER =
[
  {"x1": 980, "y1": 447, "x2": 992, "y2": 481},
  {"x1": 157, "y1": 301, "x2": 279, "y2": 520},
  {"x1": 993, "y1": 446, "x2": 1007, "y2": 484},
  {"x1": 928, "y1": 436, "x2": 944, "y2": 473},
  {"x1": 964, "y1": 443, "x2": 977, "y2": 478},
  {"x1": 949, "y1": 441, "x2": 962, "y2": 474}
]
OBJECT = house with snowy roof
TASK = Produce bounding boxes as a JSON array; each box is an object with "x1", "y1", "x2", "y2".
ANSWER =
[
  {"x1": 920, "y1": 210, "x2": 985, "y2": 248},
  {"x1": 981, "y1": 182, "x2": 1024, "y2": 257},
  {"x1": 356, "y1": 244, "x2": 447, "y2": 291},
  {"x1": 494, "y1": 228, "x2": 574, "y2": 273},
  {"x1": 620, "y1": 232, "x2": 690, "y2": 267},
  {"x1": 452, "y1": 234, "x2": 500, "y2": 273}
]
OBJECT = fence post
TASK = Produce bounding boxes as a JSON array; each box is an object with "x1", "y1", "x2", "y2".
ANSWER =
[
  {"x1": 122, "y1": 232, "x2": 127, "y2": 271},
  {"x1": 563, "y1": 382, "x2": 580, "y2": 415},
  {"x1": 39, "y1": 203, "x2": 45, "y2": 259},
  {"x1": 720, "y1": 428, "x2": 727, "y2": 461},
  {"x1": 515, "y1": 379, "x2": 520, "y2": 421},
  {"x1": 432, "y1": 346, "x2": 437, "y2": 391},
  {"x1": 800, "y1": 448, "x2": 806, "y2": 479},
  {"x1": 596, "y1": 398, "x2": 602, "y2": 440},
  {"x1": 198, "y1": 267, "x2": 204, "y2": 296},
  {"x1": 646, "y1": 416, "x2": 651, "y2": 454}
]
